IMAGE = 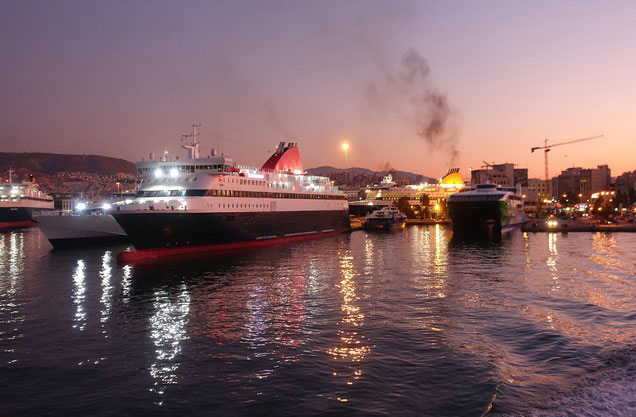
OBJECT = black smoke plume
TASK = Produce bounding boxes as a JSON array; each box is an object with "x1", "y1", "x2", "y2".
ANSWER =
[{"x1": 366, "y1": 49, "x2": 460, "y2": 166}]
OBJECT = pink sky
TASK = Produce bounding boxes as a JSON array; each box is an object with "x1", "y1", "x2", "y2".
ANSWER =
[{"x1": 1, "y1": 1, "x2": 634, "y2": 179}]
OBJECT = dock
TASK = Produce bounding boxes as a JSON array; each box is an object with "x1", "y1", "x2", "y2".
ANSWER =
[
  {"x1": 350, "y1": 217, "x2": 450, "y2": 231},
  {"x1": 521, "y1": 219, "x2": 636, "y2": 233}
]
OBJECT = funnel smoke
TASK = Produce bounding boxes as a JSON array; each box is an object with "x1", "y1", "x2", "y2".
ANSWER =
[{"x1": 366, "y1": 49, "x2": 460, "y2": 166}]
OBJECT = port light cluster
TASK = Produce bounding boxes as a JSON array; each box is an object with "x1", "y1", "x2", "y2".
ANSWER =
[{"x1": 546, "y1": 220, "x2": 559, "y2": 228}]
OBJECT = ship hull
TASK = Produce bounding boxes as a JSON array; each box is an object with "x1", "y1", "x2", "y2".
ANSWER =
[
  {"x1": 0, "y1": 207, "x2": 37, "y2": 229},
  {"x1": 34, "y1": 214, "x2": 128, "y2": 248},
  {"x1": 113, "y1": 210, "x2": 350, "y2": 250},
  {"x1": 447, "y1": 200, "x2": 523, "y2": 239},
  {"x1": 364, "y1": 218, "x2": 405, "y2": 231}
]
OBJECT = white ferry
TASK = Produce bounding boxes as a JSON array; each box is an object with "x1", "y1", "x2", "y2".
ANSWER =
[
  {"x1": 112, "y1": 125, "x2": 349, "y2": 260},
  {"x1": 0, "y1": 170, "x2": 54, "y2": 228}
]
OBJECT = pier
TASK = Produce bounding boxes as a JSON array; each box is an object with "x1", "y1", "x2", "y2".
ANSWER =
[{"x1": 521, "y1": 219, "x2": 636, "y2": 233}]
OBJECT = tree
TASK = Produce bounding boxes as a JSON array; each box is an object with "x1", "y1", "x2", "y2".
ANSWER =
[
  {"x1": 397, "y1": 196, "x2": 415, "y2": 218},
  {"x1": 419, "y1": 193, "x2": 430, "y2": 219}
]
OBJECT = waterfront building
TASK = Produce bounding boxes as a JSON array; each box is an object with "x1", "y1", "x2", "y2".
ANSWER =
[
  {"x1": 616, "y1": 170, "x2": 636, "y2": 194},
  {"x1": 527, "y1": 178, "x2": 552, "y2": 201},
  {"x1": 470, "y1": 163, "x2": 528, "y2": 187},
  {"x1": 552, "y1": 165, "x2": 611, "y2": 199}
]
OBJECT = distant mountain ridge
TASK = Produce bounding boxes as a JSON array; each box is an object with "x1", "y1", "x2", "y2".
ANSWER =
[
  {"x1": 0, "y1": 152, "x2": 137, "y2": 176},
  {"x1": 307, "y1": 165, "x2": 437, "y2": 184},
  {"x1": 0, "y1": 152, "x2": 435, "y2": 185}
]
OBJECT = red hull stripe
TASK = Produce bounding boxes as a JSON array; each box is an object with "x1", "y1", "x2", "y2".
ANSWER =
[
  {"x1": 117, "y1": 229, "x2": 346, "y2": 264},
  {"x1": 0, "y1": 220, "x2": 35, "y2": 229}
]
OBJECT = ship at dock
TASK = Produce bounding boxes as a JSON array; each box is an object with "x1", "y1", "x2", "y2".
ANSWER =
[
  {"x1": 34, "y1": 200, "x2": 129, "y2": 248},
  {"x1": 112, "y1": 125, "x2": 349, "y2": 258},
  {"x1": 364, "y1": 207, "x2": 406, "y2": 231},
  {"x1": 447, "y1": 183, "x2": 525, "y2": 239},
  {"x1": 0, "y1": 170, "x2": 54, "y2": 228}
]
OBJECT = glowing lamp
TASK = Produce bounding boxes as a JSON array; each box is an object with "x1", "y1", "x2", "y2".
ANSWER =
[{"x1": 154, "y1": 168, "x2": 163, "y2": 178}]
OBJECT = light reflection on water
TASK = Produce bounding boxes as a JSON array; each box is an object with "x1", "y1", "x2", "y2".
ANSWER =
[
  {"x1": 0, "y1": 227, "x2": 634, "y2": 416},
  {"x1": 99, "y1": 251, "x2": 113, "y2": 334},
  {"x1": 149, "y1": 285, "x2": 190, "y2": 396},
  {"x1": 0, "y1": 232, "x2": 25, "y2": 365},
  {"x1": 327, "y1": 250, "x2": 370, "y2": 402},
  {"x1": 72, "y1": 260, "x2": 87, "y2": 331}
]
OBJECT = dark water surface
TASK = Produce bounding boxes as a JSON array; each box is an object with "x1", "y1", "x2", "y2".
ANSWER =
[{"x1": 0, "y1": 226, "x2": 634, "y2": 416}]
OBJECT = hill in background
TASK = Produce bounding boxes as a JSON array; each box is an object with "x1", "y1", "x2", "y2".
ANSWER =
[
  {"x1": 307, "y1": 166, "x2": 437, "y2": 186},
  {"x1": 0, "y1": 152, "x2": 435, "y2": 187},
  {"x1": 0, "y1": 152, "x2": 136, "y2": 177}
]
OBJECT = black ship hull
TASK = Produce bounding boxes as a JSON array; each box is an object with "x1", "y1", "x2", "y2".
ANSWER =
[
  {"x1": 447, "y1": 200, "x2": 506, "y2": 239},
  {"x1": 0, "y1": 207, "x2": 36, "y2": 229},
  {"x1": 113, "y1": 210, "x2": 350, "y2": 250}
]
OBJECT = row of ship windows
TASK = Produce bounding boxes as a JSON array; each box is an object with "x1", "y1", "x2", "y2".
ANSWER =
[
  {"x1": 138, "y1": 165, "x2": 231, "y2": 174},
  {"x1": 211, "y1": 203, "x2": 268, "y2": 209},
  {"x1": 135, "y1": 189, "x2": 346, "y2": 200},
  {"x1": 452, "y1": 195, "x2": 505, "y2": 200}
]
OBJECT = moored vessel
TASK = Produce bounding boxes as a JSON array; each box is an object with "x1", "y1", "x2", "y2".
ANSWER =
[
  {"x1": 34, "y1": 202, "x2": 128, "y2": 248},
  {"x1": 112, "y1": 125, "x2": 350, "y2": 261},
  {"x1": 0, "y1": 170, "x2": 54, "y2": 229},
  {"x1": 447, "y1": 183, "x2": 525, "y2": 239},
  {"x1": 364, "y1": 207, "x2": 406, "y2": 231}
]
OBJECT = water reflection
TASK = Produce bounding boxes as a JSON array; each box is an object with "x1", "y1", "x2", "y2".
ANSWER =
[
  {"x1": 72, "y1": 260, "x2": 87, "y2": 331},
  {"x1": 547, "y1": 233, "x2": 559, "y2": 293},
  {"x1": 121, "y1": 264, "x2": 132, "y2": 302},
  {"x1": 0, "y1": 232, "x2": 25, "y2": 365},
  {"x1": 327, "y1": 250, "x2": 370, "y2": 401},
  {"x1": 149, "y1": 285, "x2": 190, "y2": 397},
  {"x1": 242, "y1": 260, "x2": 310, "y2": 379},
  {"x1": 99, "y1": 251, "x2": 113, "y2": 335}
]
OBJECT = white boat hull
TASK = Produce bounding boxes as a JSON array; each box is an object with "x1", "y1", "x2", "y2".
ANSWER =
[{"x1": 34, "y1": 213, "x2": 127, "y2": 248}]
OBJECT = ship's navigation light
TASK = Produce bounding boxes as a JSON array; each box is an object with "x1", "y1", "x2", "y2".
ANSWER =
[
  {"x1": 154, "y1": 168, "x2": 163, "y2": 178},
  {"x1": 169, "y1": 168, "x2": 179, "y2": 178},
  {"x1": 75, "y1": 202, "x2": 87, "y2": 211}
]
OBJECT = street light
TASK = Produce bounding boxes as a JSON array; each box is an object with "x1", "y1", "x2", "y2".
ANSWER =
[{"x1": 341, "y1": 143, "x2": 350, "y2": 187}]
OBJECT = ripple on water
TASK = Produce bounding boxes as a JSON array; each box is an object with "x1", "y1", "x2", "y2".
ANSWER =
[{"x1": 0, "y1": 227, "x2": 634, "y2": 416}]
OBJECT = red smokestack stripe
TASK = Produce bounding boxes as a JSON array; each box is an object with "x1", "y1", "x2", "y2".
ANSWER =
[{"x1": 116, "y1": 229, "x2": 346, "y2": 264}]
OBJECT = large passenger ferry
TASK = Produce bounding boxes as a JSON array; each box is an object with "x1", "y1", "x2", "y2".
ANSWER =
[
  {"x1": 0, "y1": 170, "x2": 54, "y2": 228},
  {"x1": 113, "y1": 125, "x2": 349, "y2": 260},
  {"x1": 447, "y1": 183, "x2": 525, "y2": 239}
]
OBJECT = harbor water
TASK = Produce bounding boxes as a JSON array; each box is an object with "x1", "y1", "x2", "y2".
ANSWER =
[{"x1": 0, "y1": 226, "x2": 634, "y2": 416}]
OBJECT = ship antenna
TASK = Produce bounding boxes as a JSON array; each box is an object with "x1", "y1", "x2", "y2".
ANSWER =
[{"x1": 180, "y1": 123, "x2": 202, "y2": 159}]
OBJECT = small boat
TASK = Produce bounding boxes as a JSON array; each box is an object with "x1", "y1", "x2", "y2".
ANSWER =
[
  {"x1": 34, "y1": 202, "x2": 128, "y2": 248},
  {"x1": 364, "y1": 207, "x2": 406, "y2": 231}
]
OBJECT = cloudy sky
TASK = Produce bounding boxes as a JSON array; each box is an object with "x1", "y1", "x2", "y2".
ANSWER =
[{"x1": 1, "y1": 0, "x2": 635, "y2": 178}]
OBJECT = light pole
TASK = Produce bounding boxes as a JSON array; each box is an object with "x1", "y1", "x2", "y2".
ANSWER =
[{"x1": 341, "y1": 143, "x2": 349, "y2": 187}]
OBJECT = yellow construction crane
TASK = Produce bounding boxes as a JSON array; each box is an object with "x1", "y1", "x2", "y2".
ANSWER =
[{"x1": 531, "y1": 135, "x2": 604, "y2": 181}]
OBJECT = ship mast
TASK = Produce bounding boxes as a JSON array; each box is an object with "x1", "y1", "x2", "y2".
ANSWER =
[{"x1": 181, "y1": 123, "x2": 201, "y2": 159}]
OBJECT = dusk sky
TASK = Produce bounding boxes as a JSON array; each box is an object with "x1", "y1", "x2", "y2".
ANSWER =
[{"x1": 1, "y1": 1, "x2": 635, "y2": 179}]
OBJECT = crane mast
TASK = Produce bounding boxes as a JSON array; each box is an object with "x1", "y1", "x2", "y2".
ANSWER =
[{"x1": 530, "y1": 135, "x2": 603, "y2": 181}]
